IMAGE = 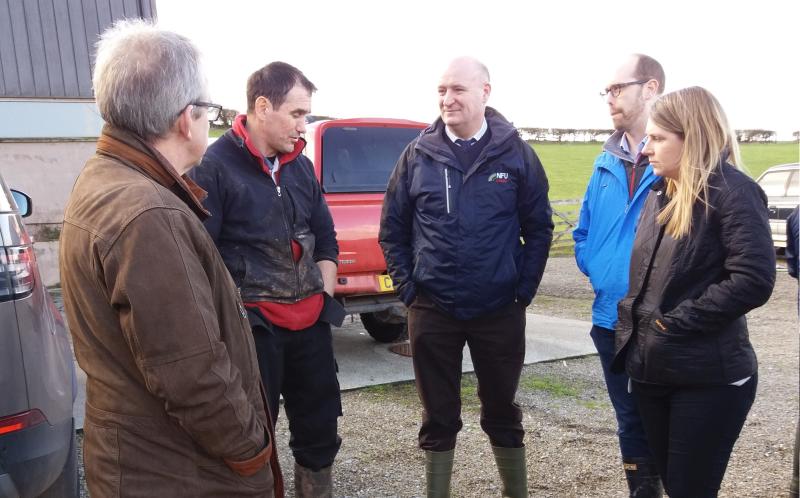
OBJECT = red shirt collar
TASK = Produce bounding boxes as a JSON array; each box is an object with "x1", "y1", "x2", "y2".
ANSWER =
[{"x1": 231, "y1": 115, "x2": 305, "y2": 176}]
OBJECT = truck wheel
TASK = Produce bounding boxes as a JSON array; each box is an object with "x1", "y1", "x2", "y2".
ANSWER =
[{"x1": 360, "y1": 312, "x2": 406, "y2": 343}]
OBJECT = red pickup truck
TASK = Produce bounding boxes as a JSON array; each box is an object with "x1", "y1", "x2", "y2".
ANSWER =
[{"x1": 303, "y1": 118, "x2": 428, "y2": 342}]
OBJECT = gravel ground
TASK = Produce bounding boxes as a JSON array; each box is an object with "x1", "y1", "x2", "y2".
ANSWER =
[{"x1": 73, "y1": 256, "x2": 799, "y2": 497}]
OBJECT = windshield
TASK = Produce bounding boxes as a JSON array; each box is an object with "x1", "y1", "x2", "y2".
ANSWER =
[{"x1": 321, "y1": 126, "x2": 422, "y2": 193}]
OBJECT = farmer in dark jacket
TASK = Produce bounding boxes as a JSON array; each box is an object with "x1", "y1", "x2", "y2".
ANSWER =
[
  {"x1": 191, "y1": 62, "x2": 341, "y2": 498},
  {"x1": 379, "y1": 57, "x2": 553, "y2": 498},
  {"x1": 613, "y1": 87, "x2": 775, "y2": 497}
]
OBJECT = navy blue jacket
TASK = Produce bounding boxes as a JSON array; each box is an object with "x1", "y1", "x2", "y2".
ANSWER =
[
  {"x1": 379, "y1": 108, "x2": 553, "y2": 320},
  {"x1": 787, "y1": 206, "x2": 799, "y2": 279},
  {"x1": 191, "y1": 127, "x2": 338, "y2": 303}
]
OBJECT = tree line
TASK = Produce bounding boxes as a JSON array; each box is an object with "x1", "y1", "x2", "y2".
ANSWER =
[{"x1": 212, "y1": 111, "x2": 798, "y2": 144}]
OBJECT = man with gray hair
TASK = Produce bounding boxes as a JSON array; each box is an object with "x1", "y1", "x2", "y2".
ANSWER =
[
  {"x1": 59, "y1": 20, "x2": 282, "y2": 497},
  {"x1": 380, "y1": 57, "x2": 553, "y2": 497}
]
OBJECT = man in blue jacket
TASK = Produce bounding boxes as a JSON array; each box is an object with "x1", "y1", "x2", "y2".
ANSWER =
[
  {"x1": 380, "y1": 57, "x2": 553, "y2": 498},
  {"x1": 573, "y1": 54, "x2": 665, "y2": 497}
]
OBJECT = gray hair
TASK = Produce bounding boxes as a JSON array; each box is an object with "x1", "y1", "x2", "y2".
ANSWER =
[{"x1": 92, "y1": 19, "x2": 207, "y2": 141}]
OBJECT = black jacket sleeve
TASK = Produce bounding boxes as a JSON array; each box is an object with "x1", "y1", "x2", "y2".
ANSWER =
[
  {"x1": 304, "y1": 158, "x2": 339, "y2": 264},
  {"x1": 379, "y1": 143, "x2": 417, "y2": 306},
  {"x1": 516, "y1": 143, "x2": 554, "y2": 305},
  {"x1": 189, "y1": 157, "x2": 225, "y2": 244},
  {"x1": 664, "y1": 181, "x2": 776, "y2": 332},
  {"x1": 787, "y1": 206, "x2": 799, "y2": 279}
]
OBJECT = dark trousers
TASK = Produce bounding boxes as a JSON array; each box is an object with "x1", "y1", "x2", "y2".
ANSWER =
[
  {"x1": 590, "y1": 326, "x2": 652, "y2": 460},
  {"x1": 252, "y1": 319, "x2": 342, "y2": 471},
  {"x1": 408, "y1": 294, "x2": 526, "y2": 452},
  {"x1": 633, "y1": 376, "x2": 757, "y2": 498}
]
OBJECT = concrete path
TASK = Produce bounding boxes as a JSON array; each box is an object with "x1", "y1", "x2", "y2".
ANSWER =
[
  {"x1": 73, "y1": 313, "x2": 594, "y2": 429},
  {"x1": 334, "y1": 313, "x2": 595, "y2": 390}
]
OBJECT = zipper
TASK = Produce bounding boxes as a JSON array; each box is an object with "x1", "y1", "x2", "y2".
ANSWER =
[
  {"x1": 270, "y1": 175, "x2": 301, "y2": 296},
  {"x1": 235, "y1": 287, "x2": 247, "y2": 318},
  {"x1": 444, "y1": 168, "x2": 451, "y2": 214}
]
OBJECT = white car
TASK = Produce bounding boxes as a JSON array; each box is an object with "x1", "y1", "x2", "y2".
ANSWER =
[{"x1": 756, "y1": 163, "x2": 800, "y2": 249}]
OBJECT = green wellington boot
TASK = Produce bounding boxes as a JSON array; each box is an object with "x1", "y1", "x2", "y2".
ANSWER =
[
  {"x1": 492, "y1": 445, "x2": 528, "y2": 498},
  {"x1": 425, "y1": 449, "x2": 455, "y2": 498}
]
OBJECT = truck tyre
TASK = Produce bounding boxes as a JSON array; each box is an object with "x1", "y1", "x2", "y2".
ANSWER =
[
  {"x1": 39, "y1": 424, "x2": 79, "y2": 498},
  {"x1": 360, "y1": 312, "x2": 406, "y2": 343}
]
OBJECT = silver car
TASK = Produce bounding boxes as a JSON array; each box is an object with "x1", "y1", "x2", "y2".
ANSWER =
[
  {"x1": 0, "y1": 173, "x2": 77, "y2": 497},
  {"x1": 756, "y1": 163, "x2": 800, "y2": 250}
]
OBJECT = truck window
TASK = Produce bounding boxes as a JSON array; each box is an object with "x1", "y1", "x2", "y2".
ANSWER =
[{"x1": 321, "y1": 126, "x2": 421, "y2": 193}]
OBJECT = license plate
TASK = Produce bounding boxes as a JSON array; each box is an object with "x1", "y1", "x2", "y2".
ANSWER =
[{"x1": 377, "y1": 275, "x2": 394, "y2": 292}]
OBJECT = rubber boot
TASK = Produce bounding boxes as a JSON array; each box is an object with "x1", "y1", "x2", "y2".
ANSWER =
[
  {"x1": 623, "y1": 458, "x2": 663, "y2": 498},
  {"x1": 294, "y1": 463, "x2": 332, "y2": 498},
  {"x1": 492, "y1": 445, "x2": 528, "y2": 498},
  {"x1": 425, "y1": 449, "x2": 454, "y2": 498}
]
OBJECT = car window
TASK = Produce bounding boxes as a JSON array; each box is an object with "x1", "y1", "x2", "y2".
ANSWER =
[
  {"x1": 758, "y1": 171, "x2": 791, "y2": 197},
  {"x1": 786, "y1": 170, "x2": 799, "y2": 197},
  {"x1": 321, "y1": 126, "x2": 421, "y2": 193}
]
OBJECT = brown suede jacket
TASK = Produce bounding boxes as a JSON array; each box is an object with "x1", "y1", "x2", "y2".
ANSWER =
[{"x1": 60, "y1": 125, "x2": 282, "y2": 497}]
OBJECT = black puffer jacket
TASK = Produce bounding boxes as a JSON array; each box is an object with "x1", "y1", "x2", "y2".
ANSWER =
[
  {"x1": 612, "y1": 163, "x2": 775, "y2": 385},
  {"x1": 191, "y1": 121, "x2": 338, "y2": 303}
]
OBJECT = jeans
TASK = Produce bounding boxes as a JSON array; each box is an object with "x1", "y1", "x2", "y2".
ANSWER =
[
  {"x1": 633, "y1": 375, "x2": 757, "y2": 498},
  {"x1": 590, "y1": 325, "x2": 652, "y2": 459},
  {"x1": 252, "y1": 319, "x2": 342, "y2": 471}
]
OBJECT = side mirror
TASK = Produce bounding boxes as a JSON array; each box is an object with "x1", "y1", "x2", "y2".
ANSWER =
[{"x1": 11, "y1": 190, "x2": 32, "y2": 218}]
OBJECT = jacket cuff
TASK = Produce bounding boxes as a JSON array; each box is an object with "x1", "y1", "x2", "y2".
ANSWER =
[
  {"x1": 399, "y1": 282, "x2": 417, "y2": 307},
  {"x1": 516, "y1": 294, "x2": 533, "y2": 308},
  {"x1": 224, "y1": 442, "x2": 271, "y2": 477}
]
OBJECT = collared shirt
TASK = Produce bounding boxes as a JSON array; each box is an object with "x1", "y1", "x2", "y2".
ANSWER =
[
  {"x1": 619, "y1": 134, "x2": 648, "y2": 200},
  {"x1": 445, "y1": 118, "x2": 488, "y2": 144},
  {"x1": 619, "y1": 133, "x2": 647, "y2": 159}
]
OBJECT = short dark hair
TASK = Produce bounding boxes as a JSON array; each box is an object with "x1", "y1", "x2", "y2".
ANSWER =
[
  {"x1": 632, "y1": 54, "x2": 665, "y2": 95},
  {"x1": 246, "y1": 61, "x2": 316, "y2": 112}
]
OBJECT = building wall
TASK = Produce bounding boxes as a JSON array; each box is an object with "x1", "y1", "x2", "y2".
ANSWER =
[
  {"x1": 0, "y1": 0, "x2": 157, "y2": 98},
  {"x1": 0, "y1": 140, "x2": 96, "y2": 286},
  {"x1": 0, "y1": 0, "x2": 157, "y2": 286}
]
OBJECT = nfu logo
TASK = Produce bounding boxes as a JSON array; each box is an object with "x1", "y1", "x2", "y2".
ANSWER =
[{"x1": 488, "y1": 172, "x2": 510, "y2": 184}]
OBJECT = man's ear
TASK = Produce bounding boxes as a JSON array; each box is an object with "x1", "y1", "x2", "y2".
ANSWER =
[
  {"x1": 643, "y1": 79, "x2": 659, "y2": 100},
  {"x1": 176, "y1": 105, "x2": 194, "y2": 140},
  {"x1": 483, "y1": 82, "x2": 492, "y2": 103},
  {"x1": 255, "y1": 96, "x2": 273, "y2": 119}
]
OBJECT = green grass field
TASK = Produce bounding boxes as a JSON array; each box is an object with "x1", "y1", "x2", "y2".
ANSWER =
[
  {"x1": 533, "y1": 141, "x2": 799, "y2": 202},
  {"x1": 209, "y1": 127, "x2": 226, "y2": 138}
]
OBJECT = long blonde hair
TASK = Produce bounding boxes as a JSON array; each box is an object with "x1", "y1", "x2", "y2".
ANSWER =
[{"x1": 650, "y1": 87, "x2": 742, "y2": 238}]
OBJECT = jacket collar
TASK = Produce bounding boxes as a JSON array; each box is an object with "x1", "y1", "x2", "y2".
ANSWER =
[
  {"x1": 602, "y1": 129, "x2": 643, "y2": 164},
  {"x1": 415, "y1": 107, "x2": 517, "y2": 169},
  {"x1": 96, "y1": 125, "x2": 210, "y2": 220},
  {"x1": 230, "y1": 114, "x2": 306, "y2": 176}
]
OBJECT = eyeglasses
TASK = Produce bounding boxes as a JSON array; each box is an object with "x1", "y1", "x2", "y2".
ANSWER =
[
  {"x1": 599, "y1": 79, "x2": 650, "y2": 98},
  {"x1": 188, "y1": 101, "x2": 223, "y2": 122}
]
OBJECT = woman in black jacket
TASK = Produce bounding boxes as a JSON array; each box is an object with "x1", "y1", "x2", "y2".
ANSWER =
[{"x1": 612, "y1": 86, "x2": 776, "y2": 497}]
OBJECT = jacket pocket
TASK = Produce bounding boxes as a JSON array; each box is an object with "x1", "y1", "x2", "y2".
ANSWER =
[{"x1": 642, "y1": 311, "x2": 721, "y2": 384}]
